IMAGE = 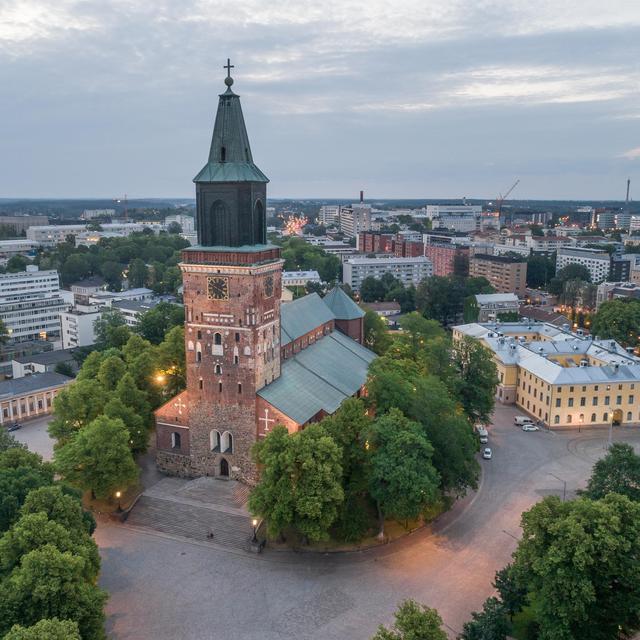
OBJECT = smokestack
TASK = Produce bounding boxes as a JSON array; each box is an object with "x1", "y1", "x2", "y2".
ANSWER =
[
  {"x1": 360, "y1": 190, "x2": 364, "y2": 203},
  {"x1": 626, "y1": 178, "x2": 631, "y2": 206}
]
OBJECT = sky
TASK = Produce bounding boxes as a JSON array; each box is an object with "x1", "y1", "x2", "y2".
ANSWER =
[{"x1": 1, "y1": 0, "x2": 640, "y2": 201}]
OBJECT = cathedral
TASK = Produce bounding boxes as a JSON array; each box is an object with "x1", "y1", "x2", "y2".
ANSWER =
[{"x1": 155, "y1": 64, "x2": 376, "y2": 484}]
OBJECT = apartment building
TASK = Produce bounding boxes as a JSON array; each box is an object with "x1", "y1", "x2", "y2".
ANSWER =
[
  {"x1": 0, "y1": 266, "x2": 66, "y2": 343},
  {"x1": 318, "y1": 205, "x2": 341, "y2": 227},
  {"x1": 474, "y1": 293, "x2": 520, "y2": 322},
  {"x1": 424, "y1": 243, "x2": 470, "y2": 276},
  {"x1": 556, "y1": 247, "x2": 611, "y2": 283},
  {"x1": 59, "y1": 310, "x2": 102, "y2": 349},
  {"x1": 454, "y1": 320, "x2": 640, "y2": 428},
  {"x1": 343, "y1": 256, "x2": 433, "y2": 292},
  {"x1": 340, "y1": 204, "x2": 372, "y2": 237},
  {"x1": 469, "y1": 254, "x2": 527, "y2": 296},
  {"x1": 27, "y1": 222, "x2": 162, "y2": 246},
  {"x1": 282, "y1": 271, "x2": 321, "y2": 287}
]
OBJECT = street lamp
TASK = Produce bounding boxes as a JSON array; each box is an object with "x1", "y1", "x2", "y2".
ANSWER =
[
  {"x1": 115, "y1": 490, "x2": 122, "y2": 512},
  {"x1": 548, "y1": 473, "x2": 566, "y2": 501},
  {"x1": 251, "y1": 518, "x2": 258, "y2": 543}
]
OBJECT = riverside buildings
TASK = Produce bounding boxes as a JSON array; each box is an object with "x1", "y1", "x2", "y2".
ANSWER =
[{"x1": 454, "y1": 320, "x2": 640, "y2": 428}]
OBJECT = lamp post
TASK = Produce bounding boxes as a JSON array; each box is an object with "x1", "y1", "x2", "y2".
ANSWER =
[
  {"x1": 548, "y1": 472, "x2": 566, "y2": 501},
  {"x1": 251, "y1": 518, "x2": 258, "y2": 543},
  {"x1": 115, "y1": 490, "x2": 122, "y2": 513},
  {"x1": 608, "y1": 414, "x2": 614, "y2": 450}
]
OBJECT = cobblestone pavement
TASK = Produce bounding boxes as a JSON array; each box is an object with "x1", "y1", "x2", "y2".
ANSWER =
[{"x1": 93, "y1": 408, "x2": 640, "y2": 638}]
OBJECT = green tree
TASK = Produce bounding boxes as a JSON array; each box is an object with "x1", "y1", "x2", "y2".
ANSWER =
[
  {"x1": 363, "y1": 309, "x2": 392, "y2": 355},
  {"x1": 591, "y1": 299, "x2": 640, "y2": 348},
  {"x1": 372, "y1": 600, "x2": 447, "y2": 640},
  {"x1": 360, "y1": 276, "x2": 387, "y2": 302},
  {"x1": 135, "y1": 302, "x2": 184, "y2": 344},
  {"x1": 582, "y1": 442, "x2": 640, "y2": 502},
  {"x1": 53, "y1": 361, "x2": 74, "y2": 377},
  {"x1": 60, "y1": 254, "x2": 91, "y2": 286},
  {"x1": 54, "y1": 415, "x2": 139, "y2": 500},
  {"x1": 493, "y1": 563, "x2": 528, "y2": 622},
  {"x1": 94, "y1": 310, "x2": 130, "y2": 348},
  {"x1": 397, "y1": 313, "x2": 445, "y2": 353},
  {"x1": 0, "y1": 430, "x2": 25, "y2": 453},
  {"x1": 100, "y1": 260, "x2": 123, "y2": 291},
  {"x1": 21, "y1": 485, "x2": 94, "y2": 536},
  {"x1": 249, "y1": 424, "x2": 344, "y2": 542},
  {"x1": 3, "y1": 618, "x2": 81, "y2": 640},
  {"x1": 0, "y1": 546, "x2": 107, "y2": 639},
  {"x1": 513, "y1": 494, "x2": 640, "y2": 640},
  {"x1": 526, "y1": 254, "x2": 555, "y2": 289},
  {"x1": 166, "y1": 221, "x2": 183, "y2": 234},
  {"x1": 321, "y1": 398, "x2": 373, "y2": 541},
  {"x1": 97, "y1": 355, "x2": 126, "y2": 391},
  {"x1": 458, "y1": 597, "x2": 509, "y2": 640},
  {"x1": 103, "y1": 397, "x2": 148, "y2": 451},
  {"x1": 127, "y1": 258, "x2": 149, "y2": 288},
  {"x1": 155, "y1": 325, "x2": 186, "y2": 397},
  {"x1": 5, "y1": 256, "x2": 29, "y2": 272},
  {"x1": 0, "y1": 512, "x2": 100, "y2": 581},
  {"x1": 368, "y1": 409, "x2": 440, "y2": 537},
  {"x1": 451, "y1": 336, "x2": 498, "y2": 424}
]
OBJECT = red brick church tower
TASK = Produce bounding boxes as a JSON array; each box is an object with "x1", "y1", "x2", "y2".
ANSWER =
[{"x1": 155, "y1": 61, "x2": 283, "y2": 483}]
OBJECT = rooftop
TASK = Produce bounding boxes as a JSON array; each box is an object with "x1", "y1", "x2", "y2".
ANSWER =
[
  {"x1": 472, "y1": 253, "x2": 527, "y2": 264},
  {"x1": 14, "y1": 349, "x2": 76, "y2": 366},
  {"x1": 322, "y1": 286, "x2": 365, "y2": 321},
  {"x1": 475, "y1": 293, "x2": 519, "y2": 305},
  {"x1": 0, "y1": 372, "x2": 73, "y2": 400}
]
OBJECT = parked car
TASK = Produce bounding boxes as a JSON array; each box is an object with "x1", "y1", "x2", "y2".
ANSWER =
[
  {"x1": 6, "y1": 423, "x2": 21, "y2": 432},
  {"x1": 482, "y1": 447, "x2": 492, "y2": 460},
  {"x1": 514, "y1": 415, "x2": 534, "y2": 426},
  {"x1": 522, "y1": 424, "x2": 540, "y2": 432},
  {"x1": 479, "y1": 434, "x2": 488, "y2": 444}
]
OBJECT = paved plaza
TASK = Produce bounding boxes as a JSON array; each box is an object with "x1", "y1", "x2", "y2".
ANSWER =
[
  {"x1": 94, "y1": 406, "x2": 640, "y2": 640},
  {"x1": 12, "y1": 407, "x2": 640, "y2": 639}
]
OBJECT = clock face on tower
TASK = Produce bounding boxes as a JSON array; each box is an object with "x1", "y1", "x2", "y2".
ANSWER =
[
  {"x1": 264, "y1": 275, "x2": 274, "y2": 298},
  {"x1": 207, "y1": 276, "x2": 229, "y2": 300}
]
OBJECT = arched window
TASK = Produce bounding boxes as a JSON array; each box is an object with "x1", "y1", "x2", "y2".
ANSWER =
[
  {"x1": 210, "y1": 430, "x2": 221, "y2": 452},
  {"x1": 199, "y1": 378, "x2": 203, "y2": 390},
  {"x1": 554, "y1": 415, "x2": 560, "y2": 424},
  {"x1": 214, "y1": 364, "x2": 222, "y2": 375},
  {"x1": 171, "y1": 432, "x2": 181, "y2": 449},
  {"x1": 214, "y1": 333, "x2": 222, "y2": 345},
  {"x1": 254, "y1": 200, "x2": 265, "y2": 244},
  {"x1": 567, "y1": 415, "x2": 572, "y2": 424},
  {"x1": 221, "y1": 431, "x2": 233, "y2": 454},
  {"x1": 196, "y1": 342, "x2": 202, "y2": 363},
  {"x1": 603, "y1": 412, "x2": 609, "y2": 423},
  {"x1": 627, "y1": 411, "x2": 632, "y2": 421},
  {"x1": 591, "y1": 413, "x2": 596, "y2": 422}
]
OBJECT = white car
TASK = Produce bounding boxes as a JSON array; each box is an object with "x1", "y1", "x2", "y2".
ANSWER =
[
  {"x1": 479, "y1": 434, "x2": 488, "y2": 444},
  {"x1": 522, "y1": 424, "x2": 540, "y2": 432},
  {"x1": 482, "y1": 447, "x2": 492, "y2": 460}
]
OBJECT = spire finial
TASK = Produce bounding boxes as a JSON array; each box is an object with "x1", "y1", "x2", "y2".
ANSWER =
[{"x1": 224, "y1": 58, "x2": 234, "y2": 87}]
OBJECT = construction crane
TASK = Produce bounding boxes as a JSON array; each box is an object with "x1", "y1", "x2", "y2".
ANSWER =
[
  {"x1": 496, "y1": 179, "x2": 520, "y2": 215},
  {"x1": 113, "y1": 194, "x2": 128, "y2": 221}
]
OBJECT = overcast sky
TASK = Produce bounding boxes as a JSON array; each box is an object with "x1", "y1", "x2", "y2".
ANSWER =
[{"x1": 2, "y1": 1, "x2": 640, "y2": 201}]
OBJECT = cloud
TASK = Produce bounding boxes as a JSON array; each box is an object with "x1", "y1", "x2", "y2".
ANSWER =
[{"x1": 620, "y1": 147, "x2": 640, "y2": 160}]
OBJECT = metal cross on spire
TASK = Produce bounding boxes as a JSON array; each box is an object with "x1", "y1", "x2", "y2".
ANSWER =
[{"x1": 224, "y1": 58, "x2": 234, "y2": 79}]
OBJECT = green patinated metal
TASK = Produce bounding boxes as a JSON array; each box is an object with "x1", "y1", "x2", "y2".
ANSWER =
[{"x1": 322, "y1": 286, "x2": 365, "y2": 321}]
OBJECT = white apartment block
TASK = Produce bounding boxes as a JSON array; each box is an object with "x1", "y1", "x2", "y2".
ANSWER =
[
  {"x1": 340, "y1": 204, "x2": 372, "y2": 237},
  {"x1": 318, "y1": 205, "x2": 341, "y2": 227},
  {"x1": 81, "y1": 209, "x2": 115, "y2": 220},
  {"x1": 0, "y1": 266, "x2": 66, "y2": 343},
  {"x1": 282, "y1": 271, "x2": 321, "y2": 287},
  {"x1": 343, "y1": 256, "x2": 433, "y2": 292},
  {"x1": 424, "y1": 205, "x2": 482, "y2": 221},
  {"x1": 433, "y1": 213, "x2": 478, "y2": 233},
  {"x1": 27, "y1": 222, "x2": 163, "y2": 246},
  {"x1": 556, "y1": 247, "x2": 611, "y2": 283},
  {"x1": 164, "y1": 214, "x2": 195, "y2": 233},
  {"x1": 60, "y1": 310, "x2": 102, "y2": 349}
]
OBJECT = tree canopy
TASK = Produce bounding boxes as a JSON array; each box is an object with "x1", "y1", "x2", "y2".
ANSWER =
[
  {"x1": 372, "y1": 600, "x2": 447, "y2": 640},
  {"x1": 591, "y1": 299, "x2": 640, "y2": 347},
  {"x1": 582, "y1": 442, "x2": 640, "y2": 502}
]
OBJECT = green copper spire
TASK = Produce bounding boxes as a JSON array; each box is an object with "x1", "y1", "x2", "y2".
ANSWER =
[{"x1": 193, "y1": 60, "x2": 268, "y2": 184}]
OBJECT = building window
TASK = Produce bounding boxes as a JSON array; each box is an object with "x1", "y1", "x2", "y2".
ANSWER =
[
  {"x1": 171, "y1": 432, "x2": 181, "y2": 449},
  {"x1": 603, "y1": 412, "x2": 609, "y2": 423},
  {"x1": 221, "y1": 431, "x2": 233, "y2": 454},
  {"x1": 567, "y1": 415, "x2": 572, "y2": 424},
  {"x1": 214, "y1": 364, "x2": 222, "y2": 375},
  {"x1": 568, "y1": 398, "x2": 574, "y2": 407},
  {"x1": 627, "y1": 411, "x2": 633, "y2": 421},
  {"x1": 580, "y1": 397, "x2": 586, "y2": 407},
  {"x1": 569, "y1": 386, "x2": 574, "y2": 392},
  {"x1": 214, "y1": 333, "x2": 222, "y2": 345},
  {"x1": 219, "y1": 382, "x2": 223, "y2": 392},
  {"x1": 554, "y1": 415, "x2": 560, "y2": 424},
  {"x1": 197, "y1": 330, "x2": 202, "y2": 340},
  {"x1": 555, "y1": 398, "x2": 561, "y2": 408},
  {"x1": 199, "y1": 378, "x2": 203, "y2": 390},
  {"x1": 593, "y1": 397, "x2": 598, "y2": 406},
  {"x1": 234, "y1": 355, "x2": 239, "y2": 364},
  {"x1": 616, "y1": 396, "x2": 622, "y2": 405},
  {"x1": 630, "y1": 396, "x2": 635, "y2": 404},
  {"x1": 237, "y1": 383, "x2": 242, "y2": 394},
  {"x1": 604, "y1": 396, "x2": 610, "y2": 406},
  {"x1": 591, "y1": 413, "x2": 596, "y2": 422},
  {"x1": 235, "y1": 332, "x2": 240, "y2": 342},
  {"x1": 196, "y1": 350, "x2": 202, "y2": 363},
  {"x1": 210, "y1": 430, "x2": 221, "y2": 452}
]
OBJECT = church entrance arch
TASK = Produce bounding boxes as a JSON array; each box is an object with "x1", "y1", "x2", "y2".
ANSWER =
[{"x1": 219, "y1": 458, "x2": 230, "y2": 477}]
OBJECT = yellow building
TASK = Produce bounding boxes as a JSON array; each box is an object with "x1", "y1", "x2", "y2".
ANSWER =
[{"x1": 453, "y1": 321, "x2": 640, "y2": 428}]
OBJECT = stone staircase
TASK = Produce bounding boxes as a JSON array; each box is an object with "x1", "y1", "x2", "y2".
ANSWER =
[{"x1": 125, "y1": 478, "x2": 254, "y2": 552}]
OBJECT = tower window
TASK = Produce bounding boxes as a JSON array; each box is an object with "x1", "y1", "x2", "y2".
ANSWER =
[
  {"x1": 199, "y1": 378, "x2": 203, "y2": 390},
  {"x1": 197, "y1": 330, "x2": 202, "y2": 340},
  {"x1": 171, "y1": 432, "x2": 181, "y2": 449},
  {"x1": 238, "y1": 383, "x2": 242, "y2": 394},
  {"x1": 221, "y1": 146, "x2": 226, "y2": 162},
  {"x1": 234, "y1": 355, "x2": 239, "y2": 364},
  {"x1": 235, "y1": 332, "x2": 240, "y2": 342},
  {"x1": 214, "y1": 333, "x2": 222, "y2": 345},
  {"x1": 219, "y1": 382, "x2": 223, "y2": 392}
]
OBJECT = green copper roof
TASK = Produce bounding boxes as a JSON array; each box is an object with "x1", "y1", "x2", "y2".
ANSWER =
[
  {"x1": 280, "y1": 293, "x2": 335, "y2": 347},
  {"x1": 322, "y1": 286, "x2": 365, "y2": 320},
  {"x1": 194, "y1": 84, "x2": 268, "y2": 184},
  {"x1": 258, "y1": 331, "x2": 375, "y2": 424}
]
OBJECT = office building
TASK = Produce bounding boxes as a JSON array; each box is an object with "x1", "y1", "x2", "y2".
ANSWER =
[
  {"x1": 59, "y1": 309, "x2": 102, "y2": 349},
  {"x1": 0, "y1": 216, "x2": 48, "y2": 235},
  {"x1": 27, "y1": 222, "x2": 162, "y2": 246},
  {"x1": 340, "y1": 204, "x2": 372, "y2": 237},
  {"x1": 474, "y1": 293, "x2": 520, "y2": 322},
  {"x1": 556, "y1": 247, "x2": 611, "y2": 283},
  {"x1": 282, "y1": 271, "x2": 321, "y2": 287},
  {"x1": 343, "y1": 256, "x2": 432, "y2": 292},
  {"x1": 318, "y1": 205, "x2": 341, "y2": 227},
  {"x1": 469, "y1": 254, "x2": 527, "y2": 296},
  {"x1": 82, "y1": 209, "x2": 115, "y2": 220},
  {"x1": 0, "y1": 266, "x2": 66, "y2": 343},
  {"x1": 454, "y1": 320, "x2": 640, "y2": 428},
  {"x1": 165, "y1": 214, "x2": 195, "y2": 233}
]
